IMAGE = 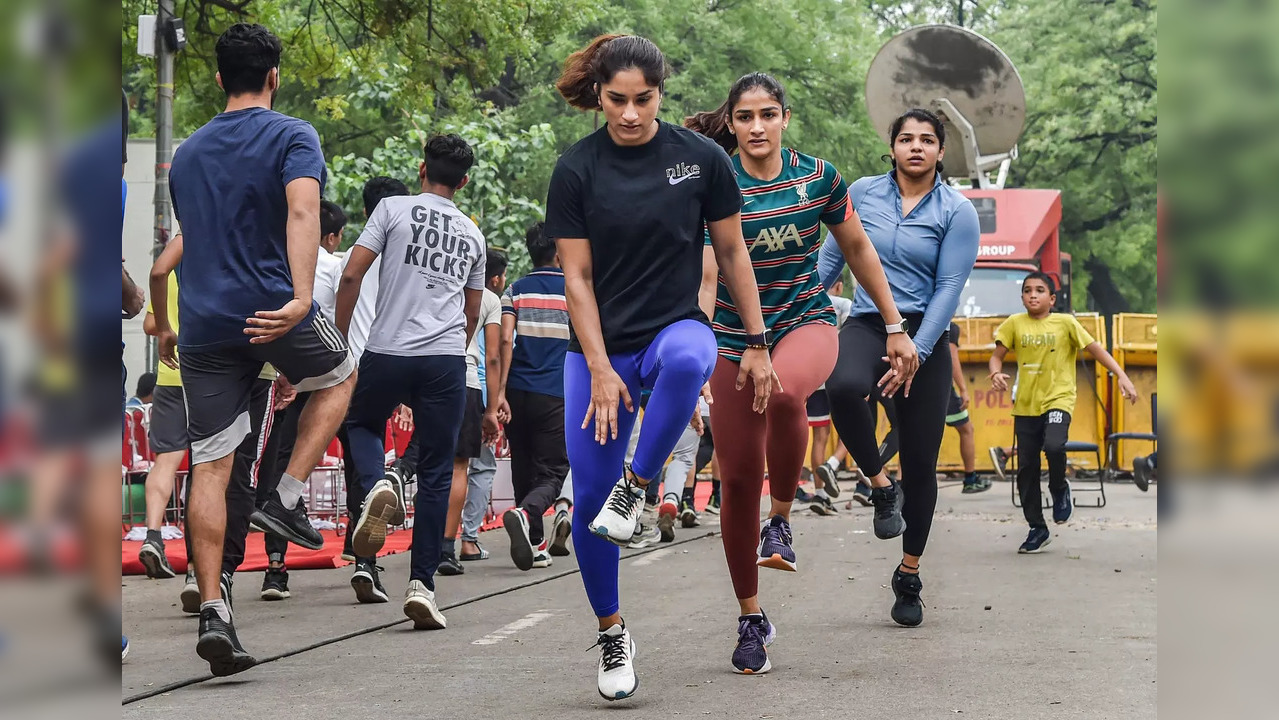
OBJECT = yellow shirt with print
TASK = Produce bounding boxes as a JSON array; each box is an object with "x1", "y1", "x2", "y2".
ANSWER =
[
  {"x1": 147, "y1": 272, "x2": 277, "y2": 386},
  {"x1": 994, "y1": 312, "x2": 1096, "y2": 417}
]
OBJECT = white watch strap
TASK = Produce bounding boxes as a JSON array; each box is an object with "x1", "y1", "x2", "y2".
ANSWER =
[{"x1": 885, "y1": 322, "x2": 906, "y2": 334}]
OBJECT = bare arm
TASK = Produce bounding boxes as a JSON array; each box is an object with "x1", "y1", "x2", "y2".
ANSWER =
[
  {"x1": 335, "y1": 245, "x2": 377, "y2": 338},
  {"x1": 483, "y1": 322, "x2": 502, "y2": 414},
  {"x1": 1085, "y1": 341, "x2": 1139, "y2": 403},
  {"x1": 463, "y1": 288, "x2": 481, "y2": 347},
  {"x1": 699, "y1": 244, "x2": 718, "y2": 321},
  {"x1": 122, "y1": 266, "x2": 145, "y2": 318},
  {"x1": 148, "y1": 235, "x2": 184, "y2": 369},
  {"x1": 499, "y1": 314, "x2": 515, "y2": 396},
  {"x1": 988, "y1": 343, "x2": 1011, "y2": 392}
]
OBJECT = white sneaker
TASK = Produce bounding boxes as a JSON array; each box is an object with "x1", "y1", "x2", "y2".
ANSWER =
[
  {"x1": 590, "y1": 475, "x2": 646, "y2": 546},
  {"x1": 403, "y1": 580, "x2": 446, "y2": 630},
  {"x1": 595, "y1": 623, "x2": 638, "y2": 701},
  {"x1": 627, "y1": 523, "x2": 661, "y2": 550},
  {"x1": 532, "y1": 540, "x2": 553, "y2": 568},
  {"x1": 352, "y1": 479, "x2": 400, "y2": 557}
]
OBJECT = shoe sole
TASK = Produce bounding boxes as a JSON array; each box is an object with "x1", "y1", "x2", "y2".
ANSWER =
[
  {"x1": 386, "y1": 471, "x2": 407, "y2": 526},
  {"x1": 679, "y1": 510, "x2": 699, "y2": 528},
  {"x1": 339, "y1": 552, "x2": 356, "y2": 563},
  {"x1": 733, "y1": 656, "x2": 773, "y2": 675},
  {"x1": 250, "y1": 508, "x2": 325, "y2": 551},
  {"x1": 809, "y1": 502, "x2": 835, "y2": 517},
  {"x1": 180, "y1": 585, "x2": 201, "y2": 614},
  {"x1": 139, "y1": 546, "x2": 177, "y2": 579},
  {"x1": 703, "y1": 505, "x2": 720, "y2": 515},
  {"x1": 260, "y1": 588, "x2": 290, "y2": 601},
  {"x1": 351, "y1": 575, "x2": 389, "y2": 603},
  {"x1": 852, "y1": 493, "x2": 873, "y2": 507},
  {"x1": 352, "y1": 487, "x2": 400, "y2": 557},
  {"x1": 549, "y1": 517, "x2": 572, "y2": 557},
  {"x1": 589, "y1": 523, "x2": 634, "y2": 547},
  {"x1": 404, "y1": 598, "x2": 447, "y2": 630},
  {"x1": 657, "y1": 503, "x2": 677, "y2": 542},
  {"x1": 1018, "y1": 537, "x2": 1053, "y2": 554},
  {"x1": 504, "y1": 509, "x2": 535, "y2": 571},
  {"x1": 815, "y1": 464, "x2": 840, "y2": 498},
  {"x1": 532, "y1": 557, "x2": 554, "y2": 568},
  {"x1": 988, "y1": 448, "x2": 1007, "y2": 481},
  {"x1": 891, "y1": 610, "x2": 924, "y2": 628},
  {"x1": 196, "y1": 631, "x2": 257, "y2": 677},
  {"x1": 437, "y1": 563, "x2": 465, "y2": 576},
  {"x1": 757, "y1": 554, "x2": 797, "y2": 572}
]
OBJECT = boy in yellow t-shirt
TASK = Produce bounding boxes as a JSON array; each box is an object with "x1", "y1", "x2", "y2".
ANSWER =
[{"x1": 989, "y1": 272, "x2": 1138, "y2": 554}]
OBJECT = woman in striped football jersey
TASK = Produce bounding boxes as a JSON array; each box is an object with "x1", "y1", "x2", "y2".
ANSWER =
[{"x1": 686, "y1": 72, "x2": 914, "y2": 675}]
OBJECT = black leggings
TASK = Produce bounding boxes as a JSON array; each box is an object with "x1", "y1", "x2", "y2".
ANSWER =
[
  {"x1": 826, "y1": 315, "x2": 951, "y2": 558},
  {"x1": 1014, "y1": 411, "x2": 1071, "y2": 528}
]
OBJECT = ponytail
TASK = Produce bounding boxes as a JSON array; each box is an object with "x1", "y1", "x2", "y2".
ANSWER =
[
  {"x1": 684, "y1": 101, "x2": 736, "y2": 153},
  {"x1": 556, "y1": 34, "x2": 671, "y2": 111}
]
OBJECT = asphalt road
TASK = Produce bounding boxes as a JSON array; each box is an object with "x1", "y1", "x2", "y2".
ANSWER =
[{"x1": 121, "y1": 478, "x2": 1157, "y2": 719}]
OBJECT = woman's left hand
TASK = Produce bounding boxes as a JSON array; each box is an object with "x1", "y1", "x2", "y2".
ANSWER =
[
  {"x1": 878, "y1": 333, "x2": 920, "y2": 398},
  {"x1": 738, "y1": 348, "x2": 781, "y2": 413}
]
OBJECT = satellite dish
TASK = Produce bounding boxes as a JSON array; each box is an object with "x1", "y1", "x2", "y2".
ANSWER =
[{"x1": 865, "y1": 24, "x2": 1025, "y2": 186}]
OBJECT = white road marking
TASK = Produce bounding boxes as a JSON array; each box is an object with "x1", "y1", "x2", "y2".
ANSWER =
[
  {"x1": 472, "y1": 609, "x2": 560, "y2": 645},
  {"x1": 631, "y1": 547, "x2": 674, "y2": 567}
]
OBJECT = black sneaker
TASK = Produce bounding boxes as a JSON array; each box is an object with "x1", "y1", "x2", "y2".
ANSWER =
[
  {"x1": 180, "y1": 567, "x2": 201, "y2": 614},
  {"x1": 1132, "y1": 456, "x2": 1152, "y2": 492},
  {"x1": 815, "y1": 463, "x2": 841, "y2": 498},
  {"x1": 196, "y1": 607, "x2": 256, "y2": 677},
  {"x1": 809, "y1": 495, "x2": 839, "y2": 516},
  {"x1": 260, "y1": 567, "x2": 290, "y2": 601},
  {"x1": 549, "y1": 509, "x2": 573, "y2": 556},
  {"x1": 350, "y1": 559, "x2": 389, "y2": 603},
  {"x1": 989, "y1": 447, "x2": 1009, "y2": 481},
  {"x1": 795, "y1": 486, "x2": 816, "y2": 504},
  {"x1": 139, "y1": 537, "x2": 177, "y2": 579},
  {"x1": 890, "y1": 567, "x2": 924, "y2": 627},
  {"x1": 1051, "y1": 482, "x2": 1073, "y2": 524},
  {"x1": 678, "y1": 499, "x2": 700, "y2": 528},
  {"x1": 1018, "y1": 527, "x2": 1052, "y2": 554},
  {"x1": 503, "y1": 508, "x2": 535, "y2": 571},
  {"x1": 704, "y1": 489, "x2": 721, "y2": 515},
  {"x1": 340, "y1": 532, "x2": 356, "y2": 563},
  {"x1": 383, "y1": 467, "x2": 408, "y2": 526},
  {"x1": 437, "y1": 550, "x2": 465, "y2": 576},
  {"x1": 869, "y1": 480, "x2": 906, "y2": 539},
  {"x1": 220, "y1": 570, "x2": 235, "y2": 614},
  {"x1": 250, "y1": 496, "x2": 324, "y2": 551},
  {"x1": 852, "y1": 481, "x2": 873, "y2": 507}
]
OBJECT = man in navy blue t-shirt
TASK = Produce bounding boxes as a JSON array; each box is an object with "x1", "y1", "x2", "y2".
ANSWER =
[
  {"x1": 156, "y1": 23, "x2": 356, "y2": 677},
  {"x1": 496, "y1": 224, "x2": 571, "y2": 571}
]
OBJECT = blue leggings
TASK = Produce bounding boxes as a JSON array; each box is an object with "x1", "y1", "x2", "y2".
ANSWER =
[{"x1": 565, "y1": 320, "x2": 717, "y2": 617}]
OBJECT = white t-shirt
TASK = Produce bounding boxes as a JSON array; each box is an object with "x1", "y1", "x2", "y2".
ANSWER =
[
  {"x1": 342, "y1": 253, "x2": 380, "y2": 361},
  {"x1": 829, "y1": 293, "x2": 853, "y2": 327},
  {"x1": 466, "y1": 289, "x2": 502, "y2": 390},
  {"x1": 313, "y1": 247, "x2": 342, "y2": 322},
  {"x1": 355, "y1": 193, "x2": 486, "y2": 357}
]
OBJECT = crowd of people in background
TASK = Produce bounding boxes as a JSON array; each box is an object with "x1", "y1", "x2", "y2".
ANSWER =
[{"x1": 120, "y1": 24, "x2": 1144, "y2": 701}]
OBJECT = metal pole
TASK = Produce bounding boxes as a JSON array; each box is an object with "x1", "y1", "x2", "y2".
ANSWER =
[{"x1": 150, "y1": 0, "x2": 176, "y2": 375}]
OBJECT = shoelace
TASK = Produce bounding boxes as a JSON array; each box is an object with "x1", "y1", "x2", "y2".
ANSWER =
[
  {"x1": 872, "y1": 484, "x2": 897, "y2": 518},
  {"x1": 590, "y1": 632, "x2": 630, "y2": 672},
  {"x1": 605, "y1": 481, "x2": 642, "y2": 519},
  {"x1": 763, "y1": 520, "x2": 792, "y2": 547},
  {"x1": 736, "y1": 618, "x2": 766, "y2": 653}
]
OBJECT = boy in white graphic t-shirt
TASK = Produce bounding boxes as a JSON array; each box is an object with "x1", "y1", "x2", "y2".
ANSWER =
[{"x1": 335, "y1": 134, "x2": 486, "y2": 628}]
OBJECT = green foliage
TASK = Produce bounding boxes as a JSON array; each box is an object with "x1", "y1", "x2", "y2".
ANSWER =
[
  {"x1": 327, "y1": 110, "x2": 554, "y2": 279},
  {"x1": 123, "y1": 0, "x2": 1156, "y2": 303}
]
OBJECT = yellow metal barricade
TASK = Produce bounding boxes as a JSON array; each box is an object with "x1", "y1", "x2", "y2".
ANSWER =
[{"x1": 1111, "y1": 313, "x2": 1158, "y2": 469}]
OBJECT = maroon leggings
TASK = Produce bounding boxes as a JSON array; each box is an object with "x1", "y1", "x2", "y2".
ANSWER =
[{"x1": 709, "y1": 323, "x2": 838, "y2": 600}]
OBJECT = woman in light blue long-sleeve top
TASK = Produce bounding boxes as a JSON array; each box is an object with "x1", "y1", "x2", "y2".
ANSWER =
[{"x1": 816, "y1": 108, "x2": 980, "y2": 628}]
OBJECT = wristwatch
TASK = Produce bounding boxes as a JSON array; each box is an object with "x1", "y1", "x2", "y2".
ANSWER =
[
  {"x1": 885, "y1": 318, "x2": 910, "y2": 335},
  {"x1": 744, "y1": 330, "x2": 773, "y2": 349}
]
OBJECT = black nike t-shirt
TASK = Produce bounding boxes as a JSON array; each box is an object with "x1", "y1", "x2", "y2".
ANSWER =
[{"x1": 545, "y1": 120, "x2": 742, "y2": 355}]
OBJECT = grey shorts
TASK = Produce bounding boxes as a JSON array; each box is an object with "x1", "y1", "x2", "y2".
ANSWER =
[
  {"x1": 180, "y1": 309, "x2": 355, "y2": 465},
  {"x1": 149, "y1": 385, "x2": 189, "y2": 454}
]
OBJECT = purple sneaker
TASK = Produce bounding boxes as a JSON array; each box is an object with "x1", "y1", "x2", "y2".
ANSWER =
[
  {"x1": 756, "y1": 515, "x2": 797, "y2": 572},
  {"x1": 731, "y1": 612, "x2": 777, "y2": 674}
]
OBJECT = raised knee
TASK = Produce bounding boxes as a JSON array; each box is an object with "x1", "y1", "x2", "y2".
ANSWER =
[{"x1": 664, "y1": 346, "x2": 713, "y2": 379}]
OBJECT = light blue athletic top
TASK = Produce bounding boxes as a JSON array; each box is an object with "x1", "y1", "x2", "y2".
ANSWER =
[{"x1": 817, "y1": 170, "x2": 980, "y2": 361}]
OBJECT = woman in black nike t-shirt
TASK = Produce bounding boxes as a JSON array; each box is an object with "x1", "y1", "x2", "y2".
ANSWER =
[{"x1": 544, "y1": 34, "x2": 775, "y2": 701}]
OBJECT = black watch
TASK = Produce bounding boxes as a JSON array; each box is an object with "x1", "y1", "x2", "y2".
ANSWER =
[{"x1": 744, "y1": 330, "x2": 773, "y2": 349}]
